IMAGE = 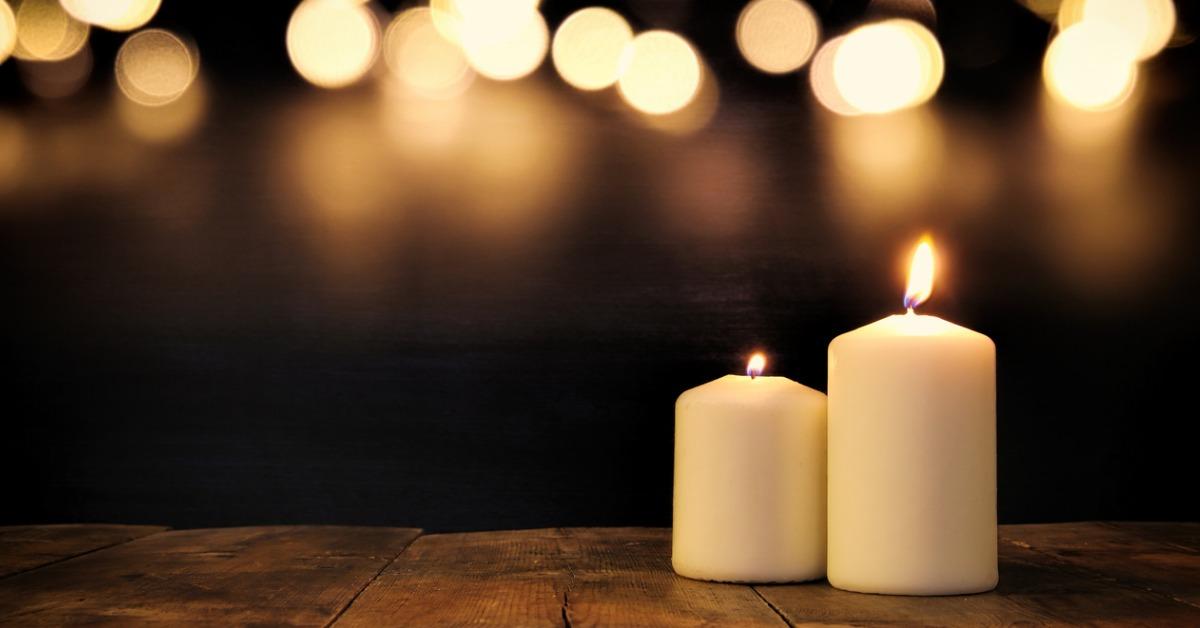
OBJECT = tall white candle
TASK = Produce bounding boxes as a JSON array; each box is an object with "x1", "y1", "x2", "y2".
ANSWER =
[
  {"x1": 673, "y1": 354, "x2": 827, "y2": 583},
  {"x1": 827, "y1": 237, "x2": 998, "y2": 595}
]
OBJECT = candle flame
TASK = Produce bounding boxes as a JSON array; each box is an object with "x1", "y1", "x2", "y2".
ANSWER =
[
  {"x1": 904, "y1": 236, "x2": 935, "y2": 311},
  {"x1": 746, "y1": 353, "x2": 766, "y2": 378}
]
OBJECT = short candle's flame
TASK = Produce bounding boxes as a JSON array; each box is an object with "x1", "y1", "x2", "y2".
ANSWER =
[
  {"x1": 904, "y1": 236, "x2": 935, "y2": 312},
  {"x1": 746, "y1": 353, "x2": 766, "y2": 379}
]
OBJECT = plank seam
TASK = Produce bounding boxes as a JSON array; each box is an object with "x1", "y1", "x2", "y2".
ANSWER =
[
  {"x1": 1000, "y1": 537, "x2": 1200, "y2": 612},
  {"x1": 751, "y1": 586, "x2": 795, "y2": 628},
  {"x1": 325, "y1": 531, "x2": 423, "y2": 628},
  {"x1": 557, "y1": 527, "x2": 577, "y2": 628},
  {"x1": 0, "y1": 528, "x2": 171, "y2": 582}
]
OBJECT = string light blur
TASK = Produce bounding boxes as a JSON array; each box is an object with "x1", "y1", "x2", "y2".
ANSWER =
[
  {"x1": 831, "y1": 19, "x2": 943, "y2": 115},
  {"x1": 459, "y1": 6, "x2": 548, "y2": 81},
  {"x1": 1058, "y1": 0, "x2": 1175, "y2": 61},
  {"x1": 287, "y1": 0, "x2": 380, "y2": 89},
  {"x1": 618, "y1": 30, "x2": 702, "y2": 116},
  {"x1": 384, "y1": 7, "x2": 473, "y2": 99},
  {"x1": 551, "y1": 7, "x2": 632, "y2": 91},
  {"x1": 1043, "y1": 22, "x2": 1137, "y2": 111},
  {"x1": 810, "y1": 36, "x2": 860, "y2": 116},
  {"x1": 736, "y1": 0, "x2": 819, "y2": 74},
  {"x1": 0, "y1": 1, "x2": 16, "y2": 64},
  {"x1": 12, "y1": 0, "x2": 89, "y2": 62},
  {"x1": 60, "y1": 0, "x2": 160, "y2": 32},
  {"x1": 115, "y1": 29, "x2": 199, "y2": 106}
]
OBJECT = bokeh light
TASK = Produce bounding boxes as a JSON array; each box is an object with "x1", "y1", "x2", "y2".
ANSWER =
[
  {"x1": 551, "y1": 7, "x2": 632, "y2": 90},
  {"x1": 384, "y1": 7, "x2": 473, "y2": 99},
  {"x1": 736, "y1": 0, "x2": 819, "y2": 74},
  {"x1": 18, "y1": 42, "x2": 91, "y2": 98},
  {"x1": 0, "y1": 1, "x2": 16, "y2": 64},
  {"x1": 618, "y1": 30, "x2": 702, "y2": 115},
  {"x1": 12, "y1": 0, "x2": 89, "y2": 62},
  {"x1": 1043, "y1": 21, "x2": 1137, "y2": 112},
  {"x1": 832, "y1": 19, "x2": 943, "y2": 115},
  {"x1": 117, "y1": 76, "x2": 207, "y2": 143},
  {"x1": 115, "y1": 28, "x2": 199, "y2": 106},
  {"x1": 287, "y1": 0, "x2": 381, "y2": 89},
  {"x1": 810, "y1": 36, "x2": 860, "y2": 116},
  {"x1": 1058, "y1": 0, "x2": 1175, "y2": 61},
  {"x1": 59, "y1": 0, "x2": 160, "y2": 32},
  {"x1": 460, "y1": 7, "x2": 548, "y2": 81},
  {"x1": 635, "y1": 61, "x2": 718, "y2": 135}
]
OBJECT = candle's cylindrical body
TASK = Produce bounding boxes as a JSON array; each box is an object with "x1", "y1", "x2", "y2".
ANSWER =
[
  {"x1": 673, "y1": 375, "x2": 827, "y2": 583},
  {"x1": 828, "y1": 314, "x2": 997, "y2": 595}
]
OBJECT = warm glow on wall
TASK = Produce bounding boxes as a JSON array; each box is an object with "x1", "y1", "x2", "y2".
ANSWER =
[
  {"x1": 736, "y1": 0, "x2": 819, "y2": 74},
  {"x1": 117, "y1": 76, "x2": 207, "y2": 143},
  {"x1": 1058, "y1": 0, "x2": 1175, "y2": 61},
  {"x1": 19, "y1": 42, "x2": 91, "y2": 98},
  {"x1": 831, "y1": 19, "x2": 943, "y2": 115},
  {"x1": 1043, "y1": 22, "x2": 1137, "y2": 112},
  {"x1": 12, "y1": 0, "x2": 90, "y2": 62},
  {"x1": 286, "y1": 0, "x2": 380, "y2": 89},
  {"x1": 59, "y1": 0, "x2": 160, "y2": 32},
  {"x1": 617, "y1": 30, "x2": 702, "y2": 116},
  {"x1": 384, "y1": 7, "x2": 473, "y2": 99},
  {"x1": 551, "y1": 7, "x2": 632, "y2": 91},
  {"x1": 115, "y1": 29, "x2": 199, "y2": 106}
]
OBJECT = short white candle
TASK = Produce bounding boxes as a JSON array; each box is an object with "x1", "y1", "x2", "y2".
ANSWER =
[
  {"x1": 673, "y1": 354, "x2": 827, "y2": 583},
  {"x1": 827, "y1": 237, "x2": 998, "y2": 595}
]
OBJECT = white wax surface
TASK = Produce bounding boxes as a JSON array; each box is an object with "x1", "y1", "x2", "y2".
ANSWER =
[
  {"x1": 672, "y1": 374, "x2": 827, "y2": 583},
  {"x1": 828, "y1": 313, "x2": 998, "y2": 595}
]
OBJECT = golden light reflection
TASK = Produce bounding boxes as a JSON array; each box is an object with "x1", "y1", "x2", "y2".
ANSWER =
[
  {"x1": 287, "y1": 0, "x2": 380, "y2": 89},
  {"x1": 60, "y1": 0, "x2": 160, "y2": 32},
  {"x1": 552, "y1": 7, "x2": 632, "y2": 90},
  {"x1": 18, "y1": 42, "x2": 91, "y2": 98},
  {"x1": 0, "y1": 1, "x2": 16, "y2": 64},
  {"x1": 1058, "y1": 0, "x2": 1175, "y2": 60},
  {"x1": 115, "y1": 29, "x2": 198, "y2": 106},
  {"x1": 736, "y1": 0, "x2": 819, "y2": 74},
  {"x1": 12, "y1": 0, "x2": 89, "y2": 62},
  {"x1": 832, "y1": 19, "x2": 943, "y2": 115},
  {"x1": 460, "y1": 8, "x2": 548, "y2": 81},
  {"x1": 904, "y1": 235, "x2": 934, "y2": 310},
  {"x1": 0, "y1": 112, "x2": 27, "y2": 196},
  {"x1": 826, "y1": 107, "x2": 945, "y2": 222},
  {"x1": 384, "y1": 7, "x2": 473, "y2": 99},
  {"x1": 618, "y1": 30, "x2": 701, "y2": 115},
  {"x1": 117, "y1": 76, "x2": 207, "y2": 143},
  {"x1": 1043, "y1": 22, "x2": 1137, "y2": 111}
]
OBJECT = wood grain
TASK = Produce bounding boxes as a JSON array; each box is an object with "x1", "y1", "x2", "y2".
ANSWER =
[
  {"x1": 0, "y1": 524, "x2": 167, "y2": 579},
  {"x1": 1004, "y1": 522, "x2": 1200, "y2": 610},
  {"x1": 0, "y1": 525, "x2": 420, "y2": 626},
  {"x1": 334, "y1": 527, "x2": 786, "y2": 627}
]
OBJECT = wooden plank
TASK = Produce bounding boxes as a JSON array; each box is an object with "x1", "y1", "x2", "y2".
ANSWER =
[
  {"x1": 335, "y1": 527, "x2": 785, "y2": 627},
  {"x1": 0, "y1": 525, "x2": 420, "y2": 626},
  {"x1": 1005, "y1": 522, "x2": 1200, "y2": 610},
  {"x1": 759, "y1": 524, "x2": 1200, "y2": 626},
  {"x1": 0, "y1": 524, "x2": 167, "y2": 578}
]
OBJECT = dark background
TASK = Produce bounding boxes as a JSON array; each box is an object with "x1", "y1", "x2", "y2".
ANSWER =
[{"x1": 2, "y1": 0, "x2": 1198, "y2": 531}]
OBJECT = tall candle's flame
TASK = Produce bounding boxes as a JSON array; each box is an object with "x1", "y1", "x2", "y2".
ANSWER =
[
  {"x1": 904, "y1": 236, "x2": 935, "y2": 311},
  {"x1": 746, "y1": 353, "x2": 766, "y2": 379}
]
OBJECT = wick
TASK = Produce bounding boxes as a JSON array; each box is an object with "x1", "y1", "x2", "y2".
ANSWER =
[
  {"x1": 906, "y1": 307, "x2": 915, "y2": 316},
  {"x1": 750, "y1": 372, "x2": 758, "y2": 380}
]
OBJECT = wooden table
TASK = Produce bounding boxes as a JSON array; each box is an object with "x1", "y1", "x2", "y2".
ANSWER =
[{"x1": 0, "y1": 523, "x2": 1196, "y2": 625}]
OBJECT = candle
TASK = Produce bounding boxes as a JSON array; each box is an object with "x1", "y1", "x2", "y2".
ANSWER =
[
  {"x1": 827, "y1": 236, "x2": 998, "y2": 595},
  {"x1": 673, "y1": 353, "x2": 827, "y2": 583}
]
